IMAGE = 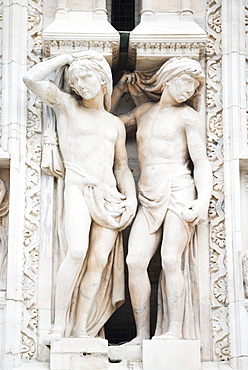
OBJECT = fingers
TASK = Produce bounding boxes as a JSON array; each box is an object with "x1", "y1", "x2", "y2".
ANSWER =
[
  {"x1": 119, "y1": 213, "x2": 133, "y2": 230},
  {"x1": 122, "y1": 72, "x2": 137, "y2": 85}
]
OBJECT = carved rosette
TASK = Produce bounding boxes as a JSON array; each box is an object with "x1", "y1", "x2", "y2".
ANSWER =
[
  {"x1": 21, "y1": 0, "x2": 43, "y2": 360},
  {"x1": 206, "y1": 0, "x2": 230, "y2": 361}
]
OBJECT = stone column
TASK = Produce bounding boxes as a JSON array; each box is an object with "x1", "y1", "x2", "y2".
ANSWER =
[
  {"x1": 222, "y1": 0, "x2": 248, "y2": 369},
  {"x1": 179, "y1": 0, "x2": 193, "y2": 20},
  {"x1": 56, "y1": 0, "x2": 68, "y2": 14},
  {"x1": 93, "y1": 0, "x2": 107, "y2": 20},
  {"x1": 1, "y1": 0, "x2": 27, "y2": 368},
  {"x1": 141, "y1": 0, "x2": 155, "y2": 17}
]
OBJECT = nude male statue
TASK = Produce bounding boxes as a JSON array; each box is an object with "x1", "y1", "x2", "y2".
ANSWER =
[
  {"x1": 23, "y1": 51, "x2": 137, "y2": 340},
  {"x1": 111, "y1": 57, "x2": 212, "y2": 343}
]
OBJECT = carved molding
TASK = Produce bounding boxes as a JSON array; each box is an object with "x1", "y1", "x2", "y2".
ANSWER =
[
  {"x1": 43, "y1": 39, "x2": 119, "y2": 69},
  {"x1": 206, "y1": 0, "x2": 230, "y2": 361},
  {"x1": 21, "y1": 0, "x2": 43, "y2": 360},
  {"x1": 128, "y1": 41, "x2": 206, "y2": 70}
]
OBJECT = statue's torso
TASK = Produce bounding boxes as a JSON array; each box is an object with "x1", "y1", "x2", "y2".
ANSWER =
[
  {"x1": 56, "y1": 101, "x2": 118, "y2": 188},
  {"x1": 137, "y1": 104, "x2": 191, "y2": 187}
]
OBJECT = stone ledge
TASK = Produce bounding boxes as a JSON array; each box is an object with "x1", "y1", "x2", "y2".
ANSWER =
[
  {"x1": 51, "y1": 337, "x2": 108, "y2": 354},
  {"x1": 143, "y1": 339, "x2": 201, "y2": 370}
]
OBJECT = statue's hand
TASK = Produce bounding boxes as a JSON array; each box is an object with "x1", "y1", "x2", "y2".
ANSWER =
[
  {"x1": 119, "y1": 198, "x2": 137, "y2": 230},
  {"x1": 182, "y1": 199, "x2": 208, "y2": 226},
  {"x1": 115, "y1": 72, "x2": 137, "y2": 93}
]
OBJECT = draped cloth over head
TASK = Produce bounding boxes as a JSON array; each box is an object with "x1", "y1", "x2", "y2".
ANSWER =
[{"x1": 126, "y1": 57, "x2": 205, "y2": 112}]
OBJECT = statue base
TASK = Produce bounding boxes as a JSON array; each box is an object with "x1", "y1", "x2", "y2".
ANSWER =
[
  {"x1": 50, "y1": 337, "x2": 108, "y2": 370},
  {"x1": 108, "y1": 343, "x2": 142, "y2": 363},
  {"x1": 143, "y1": 339, "x2": 201, "y2": 370}
]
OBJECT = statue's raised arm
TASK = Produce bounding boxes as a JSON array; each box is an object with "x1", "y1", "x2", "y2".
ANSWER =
[{"x1": 23, "y1": 54, "x2": 74, "y2": 110}]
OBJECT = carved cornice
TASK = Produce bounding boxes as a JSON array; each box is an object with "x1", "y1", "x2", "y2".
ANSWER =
[
  {"x1": 128, "y1": 13, "x2": 207, "y2": 70},
  {"x1": 128, "y1": 41, "x2": 206, "y2": 70},
  {"x1": 43, "y1": 39, "x2": 119, "y2": 69}
]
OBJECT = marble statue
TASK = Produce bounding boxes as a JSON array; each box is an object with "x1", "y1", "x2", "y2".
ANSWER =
[
  {"x1": 112, "y1": 57, "x2": 213, "y2": 344},
  {"x1": 23, "y1": 51, "x2": 137, "y2": 340}
]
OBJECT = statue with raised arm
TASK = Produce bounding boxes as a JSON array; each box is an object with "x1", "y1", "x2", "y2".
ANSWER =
[
  {"x1": 23, "y1": 51, "x2": 137, "y2": 340},
  {"x1": 112, "y1": 57, "x2": 212, "y2": 344}
]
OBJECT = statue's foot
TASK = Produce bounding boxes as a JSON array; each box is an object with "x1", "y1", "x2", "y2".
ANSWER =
[
  {"x1": 121, "y1": 336, "x2": 144, "y2": 346},
  {"x1": 153, "y1": 331, "x2": 180, "y2": 340},
  {"x1": 43, "y1": 325, "x2": 64, "y2": 344},
  {"x1": 73, "y1": 324, "x2": 89, "y2": 338}
]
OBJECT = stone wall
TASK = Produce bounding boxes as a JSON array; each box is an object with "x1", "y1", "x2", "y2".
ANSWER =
[{"x1": 0, "y1": 1, "x2": 247, "y2": 369}]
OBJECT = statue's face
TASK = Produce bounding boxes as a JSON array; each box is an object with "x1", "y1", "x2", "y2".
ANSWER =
[
  {"x1": 69, "y1": 67, "x2": 103, "y2": 100},
  {"x1": 167, "y1": 73, "x2": 200, "y2": 103}
]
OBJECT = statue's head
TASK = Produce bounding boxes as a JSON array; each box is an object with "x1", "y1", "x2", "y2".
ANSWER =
[
  {"x1": 67, "y1": 51, "x2": 112, "y2": 111},
  {"x1": 147, "y1": 57, "x2": 205, "y2": 111},
  {"x1": 154, "y1": 57, "x2": 204, "y2": 91}
]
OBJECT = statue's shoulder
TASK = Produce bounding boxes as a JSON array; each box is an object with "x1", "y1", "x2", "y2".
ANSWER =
[{"x1": 180, "y1": 104, "x2": 201, "y2": 127}]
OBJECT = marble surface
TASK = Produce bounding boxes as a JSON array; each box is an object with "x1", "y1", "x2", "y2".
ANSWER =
[{"x1": 12, "y1": 360, "x2": 233, "y2": 370}]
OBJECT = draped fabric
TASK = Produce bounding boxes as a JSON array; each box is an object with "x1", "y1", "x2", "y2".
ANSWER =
[{"x1": 138, "y1": 166, "x2": 200, "y2": 340}]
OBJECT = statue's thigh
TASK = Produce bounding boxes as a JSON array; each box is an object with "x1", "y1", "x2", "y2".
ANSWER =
[
  {"x1": 64, "y1": 185, "x2": 91, "y2": 251},
  {"x1": 161, "y1": 210, "x2": 189, "y2": 256},
  {"x1": 88, "y1": 222, "x2": 118, "y2": 262},
  {"x1": 127, "y1": 207, "x2": 162, "y2": 267}
]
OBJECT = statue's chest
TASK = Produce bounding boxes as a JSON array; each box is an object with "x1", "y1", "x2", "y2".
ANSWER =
[
  {"x1": 68, "y1": 111, "x2": 117, "y2": 144},
  {"x1": 138, "y1": 111, "x2": 182, "y2": 144}
]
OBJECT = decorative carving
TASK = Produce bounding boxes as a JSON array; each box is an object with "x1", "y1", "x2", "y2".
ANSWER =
[
  {"x1": 43, "y1": 40, "x2": 119, "y2": 69},
  {"x1": 212, "y1": 307, "x2": 230, "y2": 361},
  {"x1": 128, "y1": 41, "x2": 206, "y2": 70},
  {"x1": 206, "y1": 0, "x2": 230, "y2": 361},
  {"x1": 21, "y1": 0, "x2": 42, "y2": 360}
]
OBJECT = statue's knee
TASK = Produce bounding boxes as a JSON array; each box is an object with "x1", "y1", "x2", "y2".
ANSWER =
[
  {"x1": 162, "y1": 252, "x2": 178, "y2": 272},
  {"x1": 126, "y1": 255, "x2": 145, "y2": 273},
  {"x1": 88, "y1": 254, "x2": 108, "y2": 273}
]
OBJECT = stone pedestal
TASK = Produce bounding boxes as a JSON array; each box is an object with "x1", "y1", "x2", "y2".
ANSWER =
[
  {"x1": 108, "y1": 344, "x2": 142, "y2": 363},
  {"x1": 50, "y1": 338, "x2": 108, "y2": 370},
  {"x1": 142, "y1": 339, "x2": 201, "y2": 370}
]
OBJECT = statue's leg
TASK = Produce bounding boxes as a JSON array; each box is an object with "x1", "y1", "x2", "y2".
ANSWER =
[
  {"x1": 51, "y1": 184, "x2": 91, "y2": 339},
  {"x1": 160, "y1": 210, "x2": 188, "y2": 340},
  {"x1": 126, "y1": 207, "x2": 162, "y2": 345},
  {"x1": 74, "y1": 222, "x2": 118, "y2": 337}
]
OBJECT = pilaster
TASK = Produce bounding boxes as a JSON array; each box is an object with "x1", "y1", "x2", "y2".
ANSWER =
[
  {"x1": 222, "y1": 0, "x2": 248, "y2": 368},
  {"x1": 1, "y1": 0, "x2": 28, "y2": 368}
]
